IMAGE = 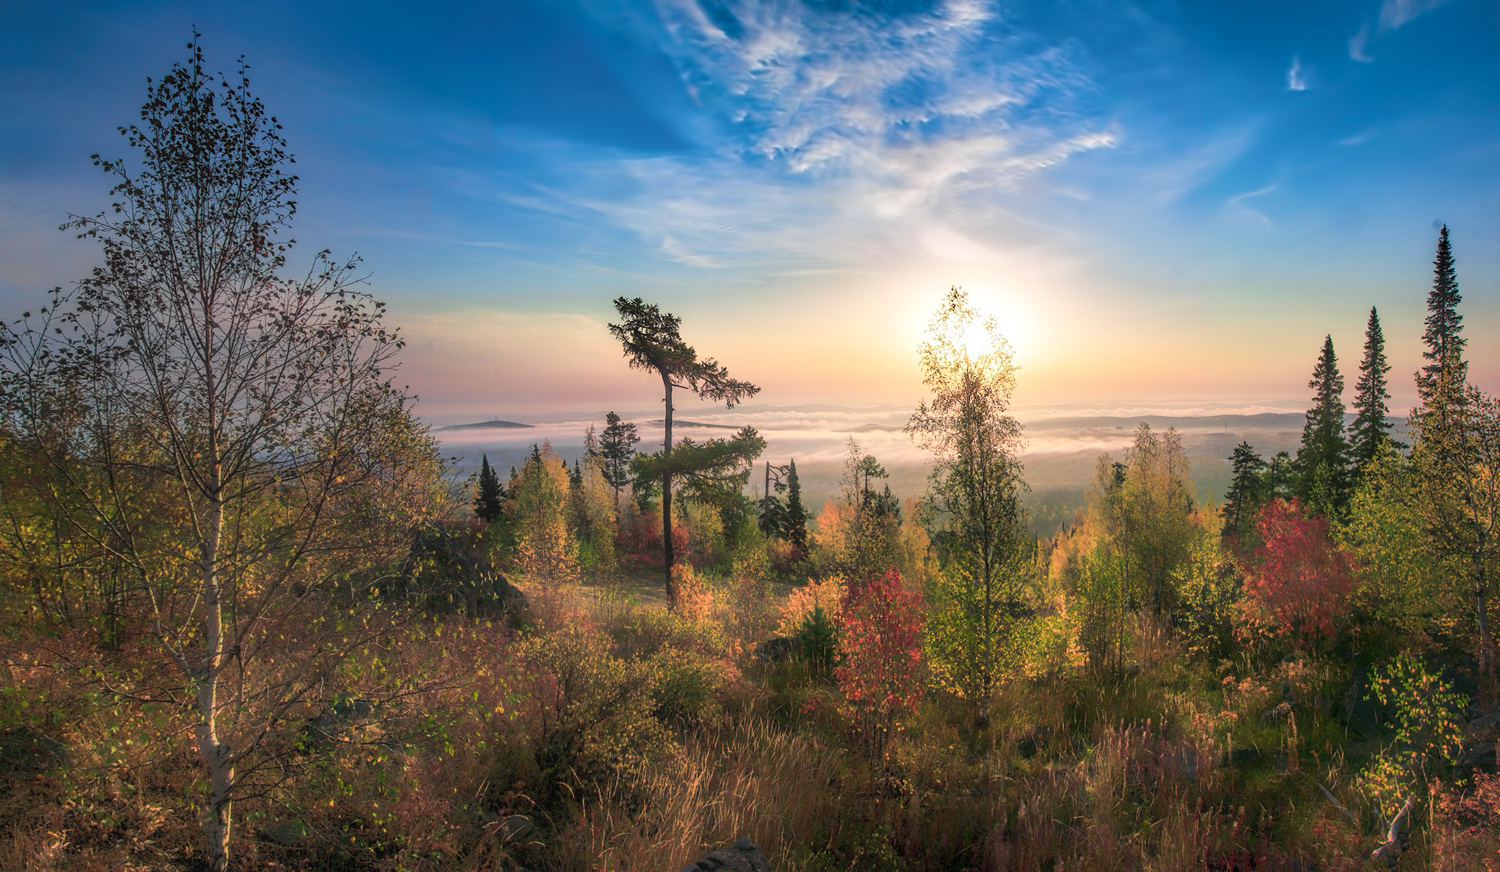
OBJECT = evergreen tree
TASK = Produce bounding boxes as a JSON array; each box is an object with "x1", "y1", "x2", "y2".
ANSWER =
[
  {"x1": 1222, "y1": 442, "x2": 1265, "y2": 544},
  {"x1": 786, "y1": 459, "x2": 808, "y2": 554},
  {"x1": 474, "y1": 454, "x2": 504, "y2": 522},
  {"x1": 1351, "y1": 306, "x2": 1397, "y2": 472},
  {"x1": 1417, "y1": 225, "x2": 1466, "y2": 409},
  {"x1": 1295, "y1": 335, "x2": 1351, "y2": 516},
  {"x1": 598, "y1": 412, "x2": 640, "y2": 509},
  {"x1": 608, "y1": 296, "x2": 760, "y2": 605},
  {"x1": 1264, "y1": 451, "x2": 1295, "y2": 501}
]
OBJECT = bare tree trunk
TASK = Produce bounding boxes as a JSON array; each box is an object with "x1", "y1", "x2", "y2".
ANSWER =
[
  {"x1": 1476, "y1": 556, "x2": 1494, "y2": 709},
  {"x1": 660, "y1": 372, "x2": 676, "y2": 607},
  {"x1": 195, "y1": 495, "x2": 234, "y2": 871}
]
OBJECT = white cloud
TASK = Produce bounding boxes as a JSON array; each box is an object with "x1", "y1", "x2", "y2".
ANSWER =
[
  {"x1": 1286, "y1": 56, "x2": 1307, "y2": 92},
  {"x1": 1379, "y1": 0, "x2": 1455, "y2": 31},
  {"x1": 650, "y1": 0, "x2": 1114, "y2": 215},
  {"x1": 1347, "y1": 22, "x2": 1374, "y2": 62},
  {"x1": 1227, "y1": 184, "x2": 1276, "y2": 225}
]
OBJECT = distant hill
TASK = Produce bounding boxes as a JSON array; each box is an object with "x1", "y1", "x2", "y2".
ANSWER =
[
  {"x1": 436, "y1": 420, "x2": 534, "y2": 432},
  {"x1": 649, "y1": 419, "x2": 740, "y2": 430}
]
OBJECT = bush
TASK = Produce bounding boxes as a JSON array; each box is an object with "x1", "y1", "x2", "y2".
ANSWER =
[{"x1": 516, "y1": 626, "x2": 671, "y2": 805}]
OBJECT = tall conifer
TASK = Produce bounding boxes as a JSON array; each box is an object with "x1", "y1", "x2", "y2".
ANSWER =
[
  {"x1": 474, "y1": 454, "x2": 504, "y2": 522},
  {"x1": 1295, "y1": 335, "x2": 1350, "y2": 515},
  {"x1": 1350, "y1": 307, "x2": 1395, "y2": 471},
  {"x1": 1417, "y1": 225, "x2": 1466, "y2": 407},
  {"x1": 1222, "y1": 442, "x2": 1266, "y2": 544},
  {"x1": 786, "y1": 459, "x2": 808, "y2": 554},
  {"x1": 599, "y1": 411, "x2": 640, "y2": 508}
]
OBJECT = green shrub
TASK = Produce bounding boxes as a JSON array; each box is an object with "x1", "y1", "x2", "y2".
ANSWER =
[
  {"x1": 650, "y1": 647, "x2": 727, "y2": 729},
  {"x1": 796, "y1": 605, "x2": 839, "y2": 675}
]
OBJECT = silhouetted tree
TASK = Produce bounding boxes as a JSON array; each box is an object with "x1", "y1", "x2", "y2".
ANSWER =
[
  {"x1": 786, "y1": 459, "x2": 808, "y2": 555},
  {"x1": 1417, "y1": 225, "x2": 1466, "y2": 414},
  {"x1": 1351, "y1": 307, "x2": 1397, "y2": 472},
  {"x1": 607, "y1": 298, "x2": 759, "y2": 605},
  {"x1": 1295, "y1": 335, "x2": 1350, "y2": 516},
  {"x1": 1222, "y1": 441, "x2": 1266, "y2": 545},
  {"x1": 475, "y1": 454, "x2": 504, "y2": 522}
]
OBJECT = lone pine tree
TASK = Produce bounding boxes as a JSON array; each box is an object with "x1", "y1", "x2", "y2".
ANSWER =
[{"x1": 607, "y1": 297, "x2": 759, "y2": 605}]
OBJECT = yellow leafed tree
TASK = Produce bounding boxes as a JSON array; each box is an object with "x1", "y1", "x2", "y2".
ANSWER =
[{"x1": 510, "y1": 443, "x2": 579, "y2": 586}]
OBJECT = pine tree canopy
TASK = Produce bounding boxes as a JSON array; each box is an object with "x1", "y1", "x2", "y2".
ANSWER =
[
  {"x1": 475, "y1": 454, "x2": 504, "y2": 522},
  {"x1": 1418, "y1": 224, "x2": 1466, "y2": 405},
  {"x1": 1222, "y1": 441, "x2": 1265, "y2": 540},
  {"x1": 1295, "y1": 335, "x2": 1350, "y2": 515},
  {"x1": 786, "y1": 459, "x2": 808, "y2": 553},
  {"x1": 1351, "y1": 306, "x2": 1395, "y2": 470}
]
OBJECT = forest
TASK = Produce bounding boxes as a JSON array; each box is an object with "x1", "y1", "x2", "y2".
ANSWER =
[{"x1": 0, "y1": 40, "x2": 1497, "y2": 872}]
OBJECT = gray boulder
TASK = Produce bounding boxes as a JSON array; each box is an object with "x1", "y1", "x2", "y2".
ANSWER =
[
  {"x1": 681, "y1": 837, "x2": 773, "y2": 872},
  {"x1": 753, "y1": 636, "x2": 801, "y2": 663}
]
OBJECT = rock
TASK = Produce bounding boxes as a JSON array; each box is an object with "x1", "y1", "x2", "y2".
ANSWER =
[
  {"x1": 399, "y1": 525, "x2": 528, "y2": 617},
  {"x1": 753, "y1": 636, "x2": 801, "y2": 663},
  {"x1": 1225, "y1": 748, "x2": 1262, "y2": 767},
  {"x1": 681, "y1": 837, "x2": 773, "y2": 872},
  {"x1": 498, "y1": 814, "x2": 535, "y2": 844}
]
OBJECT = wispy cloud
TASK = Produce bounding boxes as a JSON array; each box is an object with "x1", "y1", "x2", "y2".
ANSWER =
[
  {"x1": 650, "y1": 0, "x2": 1115, "y2": 214},
  {"x1": 1227, "y1": 184, "x2": 1276, "y2": 225},
  {"x1": 1348, "y1": 22, "x2": 1374, "y2": 62},
  {"x1": 1379, "y1": 0, "x2": 1455, "y2": 31},
  {"x1": 1286, "y1": 56, "x2": 1307, "y2": 91}
]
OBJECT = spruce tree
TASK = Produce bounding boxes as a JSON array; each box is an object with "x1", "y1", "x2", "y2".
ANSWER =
[
  {"x1": 786, "y1": 459, "x2": 808, "y2": 554},
  {"x1": 1417, "y1": 224, "x2": 1466, "y2": 408},
  {"x1": 1222, "y1": 442, "x2": 1265, "y2": 544},
  {"x1": 1264, "y1": 451, "x2": 1295, "y2": 501},
  {"x1": 1294, "y1": 335, "x2": 1350, "y2": 516},
  {"x1": 474, "y1": 454, "x2": 504, "y2": 522},
  {"x1": 1350, "y1": 306, "x2": 1396, "y2": 471},
  {"x1": 598, "y1": 411, "x2": 640, "y2": 508}
]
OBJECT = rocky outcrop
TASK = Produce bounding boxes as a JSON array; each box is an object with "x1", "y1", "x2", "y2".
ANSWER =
[
  {"x1": 752, "y1": 636, "x2": 800, "y2": 663},
  {"x1": 681, "y1": 837, "x2": 772, "y2": 872},
  {"x1": 399, "y1": 525, "x2": 527, "y2": 617}
]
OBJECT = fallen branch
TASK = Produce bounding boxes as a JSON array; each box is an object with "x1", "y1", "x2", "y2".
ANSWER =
[{"x1": 1369, "y1": 795, "x2": 1415, "y2": 869}]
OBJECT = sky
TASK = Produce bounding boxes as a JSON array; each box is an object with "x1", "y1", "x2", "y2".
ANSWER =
[{"x1": 2, "y1": 0, "x2": 1498, "y2": 425}]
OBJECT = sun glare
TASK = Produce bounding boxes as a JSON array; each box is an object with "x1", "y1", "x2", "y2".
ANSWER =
[{"x1": 961, "y1": 320, "x2": 993, "y2": 357}]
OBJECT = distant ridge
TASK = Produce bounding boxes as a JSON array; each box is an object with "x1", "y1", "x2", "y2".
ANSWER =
[
  {"x1": 650, "y1": 419, "x2": 740, "y2": 430},
  {"x1": 437, "y1": 420, "x2": 534, "y2": 432}
]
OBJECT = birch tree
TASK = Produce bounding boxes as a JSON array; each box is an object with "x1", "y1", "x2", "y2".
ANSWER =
[
  {"x1": 0, "y1": 37, "x2": 438, "y2": 870},
  {"x1": 907, "y1": 287, "x2": 1032, "y2": 728}
]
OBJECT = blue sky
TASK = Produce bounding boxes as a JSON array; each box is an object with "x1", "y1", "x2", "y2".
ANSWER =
[{"x1": 2, "y1": 0, "x2": 1497, "y2": 420}]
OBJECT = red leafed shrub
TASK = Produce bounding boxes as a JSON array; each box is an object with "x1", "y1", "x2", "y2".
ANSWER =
[
  {"x1": 1242, "y1": 499, "x2": 1353, "y2": 646},
  {"x1": 835, "y1": 569, "x2": 925, "y2": 748}
]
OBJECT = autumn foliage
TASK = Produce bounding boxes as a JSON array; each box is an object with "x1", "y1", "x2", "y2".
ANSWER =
[
  {"x1": 835, "y1": 569, "x2": 925, "y2": 736},
  {"x1": 1242, "y1": 498, "x2": 1354, "y2": 645}
]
